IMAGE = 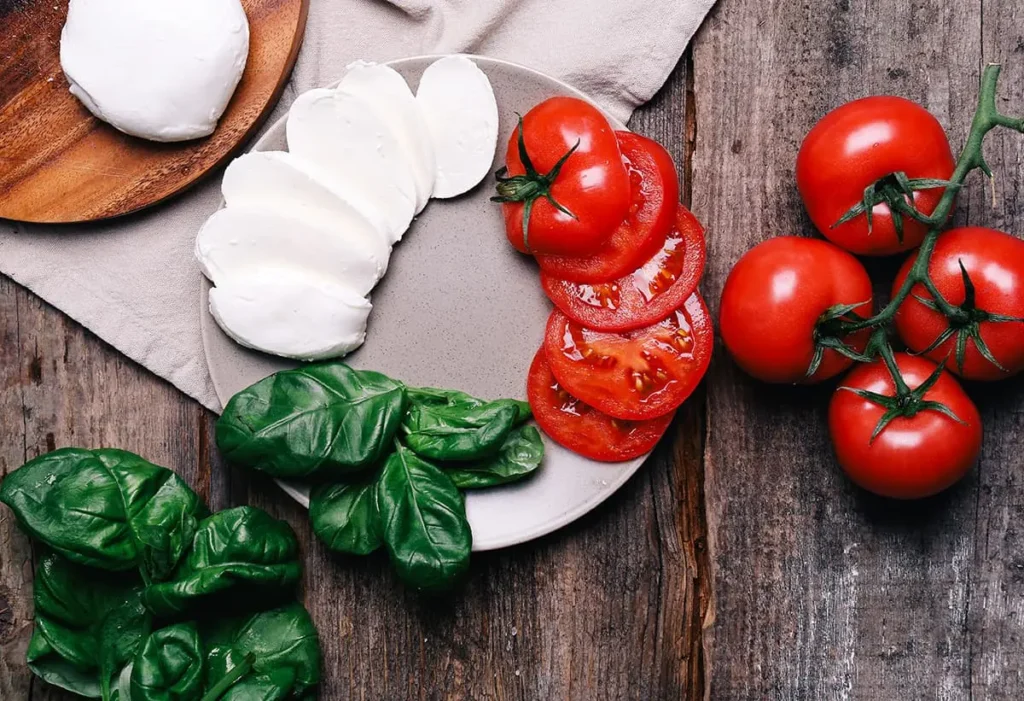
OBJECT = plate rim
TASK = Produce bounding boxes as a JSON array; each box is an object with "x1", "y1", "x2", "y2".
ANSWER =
[{"x1": 201, "y1": 53, "x2": 651, "y2": 551}]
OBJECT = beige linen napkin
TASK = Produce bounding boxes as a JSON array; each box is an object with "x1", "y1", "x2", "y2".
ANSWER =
[{"x1": 0, "y1": 0, "x2": 716, "y2": 412}]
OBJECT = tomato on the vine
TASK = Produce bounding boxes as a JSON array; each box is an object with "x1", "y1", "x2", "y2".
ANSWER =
[
  {"x1": 496, "y1": 97, "x2": 630, "y2": 257},
  {"x1": 719, "y1": 237, "x2": 873, "y2": 384},
  {"x1": 829, "y1": 354, "x2": 981, "y2": 499},
  {"x1": 544, "y1": 294, "x2": 712, "y2": 420},
  {"x1": 893, "y1": 227, "x2": 1024, "y2": 381},
  {"x1": 796, "y1": 96, "x2": 955, "y2": 256},
  {"x1": 526, "y1": 350, "x2": 674, "y2": 462},
  {"x1": 536, "y1": 131, "x2": 680, "y2": 282},
  {"x1": 541, "y1": 206, "x2": 705, "y2": 332}
]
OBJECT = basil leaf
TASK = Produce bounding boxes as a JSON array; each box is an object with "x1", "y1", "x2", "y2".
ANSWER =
[
  {"x1": 407, "y1": 387, "x2": 531, "y2": 425},
  {"x1": 445, "y1": 425, "x2": 545, "y2": 489},
  {"x1": 131, "y1": 624, "x2": 204, "y2": 701},
  {"x1": 28, "y1": 552, "x2": 150, "y2": 700},
  {"x1": 217, "y1": 363, "x2": 407, "y2": 479},
  {"x1": 403, "y1": 402, "x2": 519, "y2": 461},
  {"x1": 309, "y1": 478, "x2": 383, "y2": 555},
  {"x1": 143, "y1": 507, "x2": 301, "y2": 618},
  {"x1": 376, "y1": 445, "x2": 471, "y2": 592},
  {"x1": 202, "y1": 602, "x2": 321, "y2": 700},
  {"x1": 0, "y1": 448, "x2": 206, "y2": 580},
  {"x1": 116, "y1": 662, "x2": 134, "y2": 701}
]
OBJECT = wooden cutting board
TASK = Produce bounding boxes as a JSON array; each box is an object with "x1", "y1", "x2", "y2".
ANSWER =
[{"x1": 0, "y1": 0, "x2": 309, "y2": 224}]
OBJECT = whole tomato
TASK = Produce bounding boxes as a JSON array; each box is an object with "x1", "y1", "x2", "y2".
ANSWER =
[
  {"x1": 496, "y1": 97, "x2": 631, "y2": 256},
  {"x1": 893, "y1": 227, "x2": 1024, "y2": 381},
  {"x1": 720, "y1": 237, "x2": 873, "y2": 383},
  {"x1": 829, "y1": 354, "x2": 981, "y2": 499},
  {"x1": 796, "y1": 96, "x2": 955, "y2": 256}
]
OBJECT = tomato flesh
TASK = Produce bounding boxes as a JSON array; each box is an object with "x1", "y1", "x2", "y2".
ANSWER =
[
  {"x1": 501, "y1": 97, "x2": 630, "y2": 257},
  {"x1": 829, "y1": 354, "x2": 981, "y2": 499},
  {"x1": 894, "y1": 227, "x2": 1024, "y2": 381},
  {"x1": 719, "y1": 236, "x2": 873, "y2": 384},
  {"x1": 527, "y1": 349, "x2": 674, "y2": 462},
  {"x1": 796, "y1": 96, "x2": 954, "y2": 256},
  {"x1": 544, "y1": 294, "x2": 712, "y2": 420},
  {"x1": 541, "y1": 206, "x2": 705, "y2": 332},
  {"x1": 536, "y1": 131, "x2": 680, "y2": 282}
]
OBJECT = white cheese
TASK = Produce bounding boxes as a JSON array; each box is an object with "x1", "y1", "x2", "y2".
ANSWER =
[
  {"x1": 196, "y1": 206, "x2": 386, "y2": 296},
  {"x1": 340, "y1": 61, "x2": 437, "y2": 214},
  {"x1": 209, "y1": 269, "x2": 372, "y2": 361},
  {"x1": 220, "y1": 151, "x2": 392, "y2": 260},
  {"x1": 287, "y1": 88, "x2": 418, "y2": 244},
  {"x1": 416, "y1": 56, "x2": 499, "y2": 198},
  {"x1": 59, "y1": 0, "x2": 249, "y2": 143}
]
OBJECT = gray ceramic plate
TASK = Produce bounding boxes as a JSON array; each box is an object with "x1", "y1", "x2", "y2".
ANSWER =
[{"x1": 201, "y1": 55, "x2": 648, "y2": 551}]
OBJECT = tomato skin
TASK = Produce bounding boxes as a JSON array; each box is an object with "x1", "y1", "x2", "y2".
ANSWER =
[
  {"x1": 796, "y1": 96, "x2": 954, "y2": 256},
  {"x1": 526, "y1": 350, "x2": 675, "y2": 462},
  {"x1": 541, "y1": 206, "x2": 705, "y2": 332},
  {"x1": 893, "y1": 227, "x2": 1024, "y2": 381},
  {"x1": 502, "y1": 97, "x2": 631, "y2": 256},
  {"x1": 536, "y1": 131, "x2": 680, "y2": 282},
  {"x1": 829, "y1": 354, "x2": 981, "y2": 499},
  {"x1": 719, "y1": 237, "x2": 873, "y2": 384},
  {"x1": 544, "y1": 294, "x2": 713, "y2": 421}
]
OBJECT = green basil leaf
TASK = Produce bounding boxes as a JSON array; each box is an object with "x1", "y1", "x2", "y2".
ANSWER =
[
  {"x1": 28, "y1": 552, "x2": 150, "y2": 700},
  {"x1": 143, "y1": 506, "x2": 301, "y2": 618},
  {"x1": 0, "y1": 449, "x2": 206, "y2": 581},
  {"x1": 202, "y1": 602, "x2": 321, "y2": 700},
  {"x1": 216, "y1": 363, "x2": 407, "y2": 479},
  {"x1": 403, "y1": 402, "x2": 519, "y2": 462},
  {"x1": 376, "y1": 444, "x2": 471, "y2": 592},
  {"x1": 445, "y1": 425, "x2": 545, "y2": 489},
  {"x1": 309, "y1": 478, "x2": 383, "y2": 555},
  {"x1": 131, "y1": 624, "x2": 204, "y2": 701},
  {"x1": 407, "y1": 387, "x2": 531, "y2": 426},
  {"x1": 116, "y1": 662, "x2": 134, "y2": 701}
]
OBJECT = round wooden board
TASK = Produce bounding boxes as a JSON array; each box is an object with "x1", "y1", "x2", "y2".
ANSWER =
[{"x1": 0, "y1": 0, "x2": 309, "y2": 224}]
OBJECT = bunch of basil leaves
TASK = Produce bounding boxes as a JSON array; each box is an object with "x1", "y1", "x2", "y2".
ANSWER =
[
  {"x1": 0, "y1": 448, "x2": 321, "y2": 700},
  {"x1": 216, "y1": 363, "x2": 545, "y2": 593}
]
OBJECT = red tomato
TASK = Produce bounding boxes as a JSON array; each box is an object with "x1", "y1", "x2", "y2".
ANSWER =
[
  {"x1": 540, "y1": 206, "x2": 705, "y2": 332},
  {"x1": 720, "y1": 237, "x2": 873, "y2": 383},
  {"x1": 796, "y1": 96, "x2": 954, "y2": 256},
  {"x1": 498, "y1": 97, "x2": 630, "y2": 256},
  {"x1": 543, "y1": 294, "x2": 712, "y2": 420},
  {"x1": 829, "y1": 354, "x2": 981, "y2": 499},
  {"x1": 893, "y1": 227, "x2": 1024, "y2": 381},
  {"x1": 536, "y1": 131, "x2": 680, "y2": 282},
  {"x1": 527, "y1": 350, "x2": 675, "y2": 462}
]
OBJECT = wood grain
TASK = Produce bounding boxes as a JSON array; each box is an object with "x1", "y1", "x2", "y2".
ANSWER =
[
  {"x1": 0, "y1": 0, "x2": 308, "y2": 224},
  {"x1": 692, "y1": 0, "x2": 1024, "y2": 697},
  {"x1": 0, "y1": 58, "x2": 708, "y2": 700}
]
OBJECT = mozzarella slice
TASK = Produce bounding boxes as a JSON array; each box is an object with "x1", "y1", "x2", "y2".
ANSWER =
[
  {"x1": 196, "y1": 207, "x2": 386, "y2": 296},
  {"x1": 416, "y1": 56, "x2": 499, "y2": 199},
  {"x1": 287, "y1": 88, "x2": 417, "y2": 243},
  {"x1": 60, "y1": 0, "x2": 248, "y2": 142},
  {"x1": 340, "y1": 61, "x2": 436, "y2": 214},
  {"x1": 209, "y1": 269, "x2": 372, "y2": 361},
  {"x1": 221, "y1": 151, "x2": 391, "y2": 259}
]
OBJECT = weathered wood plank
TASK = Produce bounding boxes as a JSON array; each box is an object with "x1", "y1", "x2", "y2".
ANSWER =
[{"x1": 691, "y1": 0, "x2": 1024, "y2": 698}]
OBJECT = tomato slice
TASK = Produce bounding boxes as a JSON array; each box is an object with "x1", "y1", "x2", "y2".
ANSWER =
[
  {"x1": 541, "y1": 207, "x2": 706, "y2": 332},
  {"x1": 535, "y1": 131, "x2": 680, "y2": 283},
  {"x1": 543, "y1": 294, "x2": 712, "y2": 420},
  {"x1": 527, "y1": 349, "x2": 675, "y2": 462}
]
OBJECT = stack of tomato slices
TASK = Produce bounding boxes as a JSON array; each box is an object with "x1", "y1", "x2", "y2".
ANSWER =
[{"x1": 495, "y1": 98, "x2": 712, "y2": 462}]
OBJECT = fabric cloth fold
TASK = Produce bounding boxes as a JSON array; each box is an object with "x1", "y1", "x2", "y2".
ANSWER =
[{"x1": 0, "y1": 0, "x2": 716, "y2": 412}]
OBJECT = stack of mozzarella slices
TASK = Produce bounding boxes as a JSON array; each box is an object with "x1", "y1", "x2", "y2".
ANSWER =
[{"x1": 197, "y1": 56, "x2": 499, "y2": 360}]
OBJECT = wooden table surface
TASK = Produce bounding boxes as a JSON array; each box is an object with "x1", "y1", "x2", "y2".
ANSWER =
[{"x1": 2, "y1": 0, "x2": 1024, "y2": 698}]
